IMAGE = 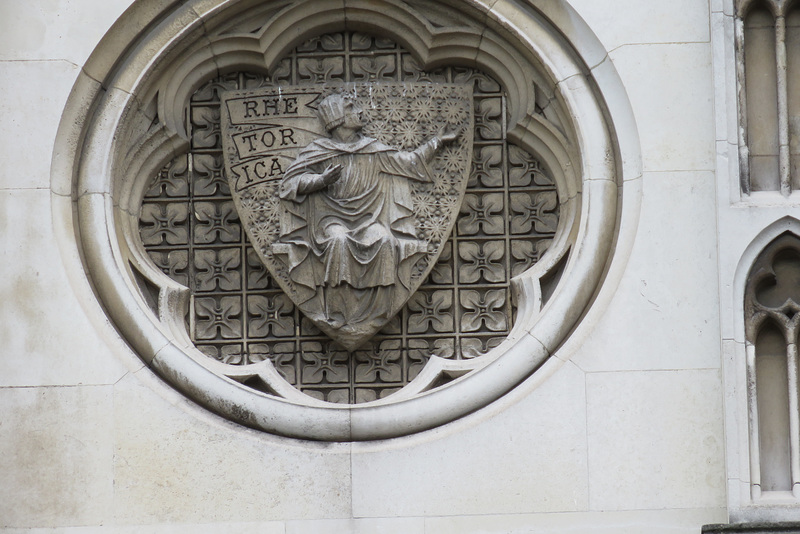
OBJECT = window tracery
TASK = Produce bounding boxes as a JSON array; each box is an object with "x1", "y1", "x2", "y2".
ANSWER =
[
  {"x1": 738, "y1": 0, "x2": 800, "y2": 194},
  {"x1": 745, "y1": 232, "x2": 800, "y2": 496}
]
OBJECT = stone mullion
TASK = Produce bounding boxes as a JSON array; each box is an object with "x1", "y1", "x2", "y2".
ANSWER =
[
  {"x1": 395, "y1": 48, "x2": 402, "y2": 84},
  {"x1": 292, "y1": 304, "x2": 303, "y2": 387},
  {"x1": 453, "y1": 104, "x2": 479, "y2": 357},
  {"x1": 344, "y1": 33, "x2": 351, "y2": 85},
  {"x1": 776, "y1": 15, "x2": 791, "y2": 195},
  {"x1": 786, "y1": 335, "x2": 800, "y2": 496},
  {"x1": 291, "y1": 47, "x2": 298, "y2": 86},
  {"x1": 296, "y1": 50, "x2": 348, "y2": 58},
  {"x1": 746, "y1": 337, "x2": 763, "y2": 499},
  {"x1": 394, "y1": 34, "x2": 408, "y2": 395},
  {"x1": 184, "y1": 99, "x2": 196, "y2": 327},
  {"x1": 735, "y1": 13, "x2": 751, "y2": 194}
]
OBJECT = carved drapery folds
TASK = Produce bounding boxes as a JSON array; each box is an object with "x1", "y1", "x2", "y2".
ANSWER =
[
  {"x1": 68, "y1": 0, "x2": 624, "y2": 440},
  {"x1": 745, "y1": 233, "x2": 800, "y2": 496}
]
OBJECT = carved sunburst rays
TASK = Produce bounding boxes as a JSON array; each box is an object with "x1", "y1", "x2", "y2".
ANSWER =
[
  {"x1": 239, "y1": 182, "x2": 281, "y2": 243},
  {"x1": 360, "y1": 84, "x2": 469, "y2": 151},
  {"x1": 413, "y1": 192, "x2": 462, "y2": 246}
]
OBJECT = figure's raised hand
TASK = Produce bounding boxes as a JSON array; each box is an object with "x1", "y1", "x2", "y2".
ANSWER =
[
  {"x1": 438, "y1": 124, "x2": 462, "y2": 145},
  {"x1": 321, "y1": 164, "x2": 343, "y2": 186}
]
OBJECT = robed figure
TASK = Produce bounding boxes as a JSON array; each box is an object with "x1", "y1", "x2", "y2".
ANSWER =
[{"x1": 272, "y1": 93, "x2": 458, "y2": 350}]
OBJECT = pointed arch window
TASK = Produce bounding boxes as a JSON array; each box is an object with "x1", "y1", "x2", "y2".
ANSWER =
[
  {"x1": 745, "y1": 233, "x2": 800, "y2": 496},
  {"x1": 738, "y1": 0, "x2": 800, "y2": 194}
]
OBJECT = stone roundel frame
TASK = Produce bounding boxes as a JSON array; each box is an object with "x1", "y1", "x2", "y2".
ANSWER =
[{"x1": 56, "y1": 0, "x2": 639, "y2": 441}]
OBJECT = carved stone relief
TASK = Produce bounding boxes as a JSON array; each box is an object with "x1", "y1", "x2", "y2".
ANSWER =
[
  {"x1": 67, "y1": 0, "x2": 626, "y2": 439},
  {"x1": 220, "y1": 84, "x2": 472, "y2": 350},
  {"x1": 139, "y1": 32, "x2": 559, "y2": 404}
]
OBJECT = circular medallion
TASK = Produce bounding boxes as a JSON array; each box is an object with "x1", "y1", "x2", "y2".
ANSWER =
[{"x1": 63, "y1": 0, "x2": 626, "y2": 440}]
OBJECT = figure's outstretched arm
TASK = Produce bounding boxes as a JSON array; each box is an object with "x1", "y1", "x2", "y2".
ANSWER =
[
  {"x1": 413, "y1": 124, "x2": 462, "y2": 162},
  {"x1": 280, "y1": 164, "x2": 342, "y2": 200},
  {"x1": 381, "y1": 125, "x2": 462, "y2": 182}
]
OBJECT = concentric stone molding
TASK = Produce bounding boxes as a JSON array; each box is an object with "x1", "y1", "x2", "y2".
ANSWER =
[{"x1": 54, "y1": 0, "x2": 640, "y2": 441}]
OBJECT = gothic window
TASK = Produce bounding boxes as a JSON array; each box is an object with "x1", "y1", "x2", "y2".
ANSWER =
[
  {"x1": 738, "y1": 0, "x2": 800, "y2": 194},
  {"x1": 138, "y1": 32, "x2": 559, "y2": 404},
  {"x1": 745, "y1": 233, "x2": 800, "y2": 496}
]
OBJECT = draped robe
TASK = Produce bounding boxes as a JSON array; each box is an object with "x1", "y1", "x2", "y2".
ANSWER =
[{"x1": 273, "y1": 135, "x2": 437, "y2": 336}]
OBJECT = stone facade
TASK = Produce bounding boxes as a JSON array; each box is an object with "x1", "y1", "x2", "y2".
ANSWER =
[{"x1": 0, "y1": 0, "x2": 786, "y2": 532}]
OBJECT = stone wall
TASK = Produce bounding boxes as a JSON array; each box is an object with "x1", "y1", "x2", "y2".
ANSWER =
[{"x1": 0, "y1": 1, "x2": 734, "y2": 532}]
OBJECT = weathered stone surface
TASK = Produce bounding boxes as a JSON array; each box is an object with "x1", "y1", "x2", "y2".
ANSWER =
[
  {"x1": 221, "y1": 84, "x2": 472, "y2": 350},
  {"x1": 134, "y1": 29, "x2": 569, "y2": 408},
  {"x1": 2, "y1": 0, "x2": 766, "y2": 531}
]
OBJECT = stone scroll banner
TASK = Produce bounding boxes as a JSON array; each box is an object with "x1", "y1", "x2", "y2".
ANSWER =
[{"x1": 221, "y1": 83, "x2": 473, "y2": 350}]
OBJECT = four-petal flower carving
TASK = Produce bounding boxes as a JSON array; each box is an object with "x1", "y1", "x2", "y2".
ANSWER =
[
  {"x1": 194, "y1": 249, "x2": 241, "y2": 291},
  {"x1": 508, "y1": 145, "x2": 554, "y2": 187},
  {"x1": 510, "y1": 191, "x2": 558, "y2": 234},
  {"x1": 511, "y1": 239, "x2": 552, "y2": 277},
  {"x1": 470, "y1": 145, "x2": 503, "y2": 187},
  {"x1": 195, "y1": 296, "x2": 242, "y2": 340},
  {"x1": 194, "y1": 201, "x2": 240, "y2": 243},
  {"x1": 461, "y1": 337, "x2": 504, "y2": 359},
  {"x1": 407, "y1": 290, "x2": 454, "y2": 333},
  {"x1": 301, "y1": 343, "x2": 349, "y2": 384},
  {"x1": 193, "y1": 154, "x2": 229, "y2": 196},
  {"x1": 475, "y1": 98, "x2": 502, "y2": 140},
  {"x1": 148, "y1": 250, "x2": 189, "y2": 286},
  {"x1": 190, "y1": 106, "x2": 221, "y2": 148},
  {"x1": 145, "y1": 156, "x2": 188, "y2": 198},
  {"x1": 458, "y1": 241, "x2": 505, "y2": 283},
  {"x1": 352, "y1": 55, "x2": 396, "y2": 82},
  {"x1": 198, "y1": 343, "x2": 243, "y2": 364},
  {"x1": 298, "y1": 57, "x2": 344, "y2": 83},
  {"x1": 140, "y1": 203, "x2": 189, "y2": 245},
  {"x1": 458, "y1": 193, "x2": 505, "y2": 236},
  {"x1": 460, "y1": 289, "x2": 507, "y2": 332},
  {"x1": 247, "y1": 294, "x2": 294, "y2": 338},
  {"x1": 249, "y1": 342, "x2": 296, "y2": 382},
  {"x1": 355, "y1": 340, "x2": 402, "y2": 383}
]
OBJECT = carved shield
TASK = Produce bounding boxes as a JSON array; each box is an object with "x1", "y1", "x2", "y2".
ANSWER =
[{"x1": 221, "y1": 83, "x2": 473, "y2": 350}]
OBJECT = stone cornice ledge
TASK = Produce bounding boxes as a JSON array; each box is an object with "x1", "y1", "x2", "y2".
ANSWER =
[{"x1": 704, "y1": 523, "x2": 800, "y2": 533}]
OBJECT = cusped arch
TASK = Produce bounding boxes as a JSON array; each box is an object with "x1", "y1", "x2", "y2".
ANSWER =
[
  {"x1": 737, "y1": 0, "x2": 781, "y2": 19},
  {"x1": 136, "y1": 0, "x2": 583, "y2": 211},
  {"x1": 738, "y1": 222, "x2": 800, "y2": 496},
  {"x1": 734, "y1": 217, "x2": 800, "y2": 342}
]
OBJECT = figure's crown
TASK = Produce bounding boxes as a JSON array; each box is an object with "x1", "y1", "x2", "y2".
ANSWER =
[{"x1": 317, "y1": 94, "x2": 347, "y2": 131}]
